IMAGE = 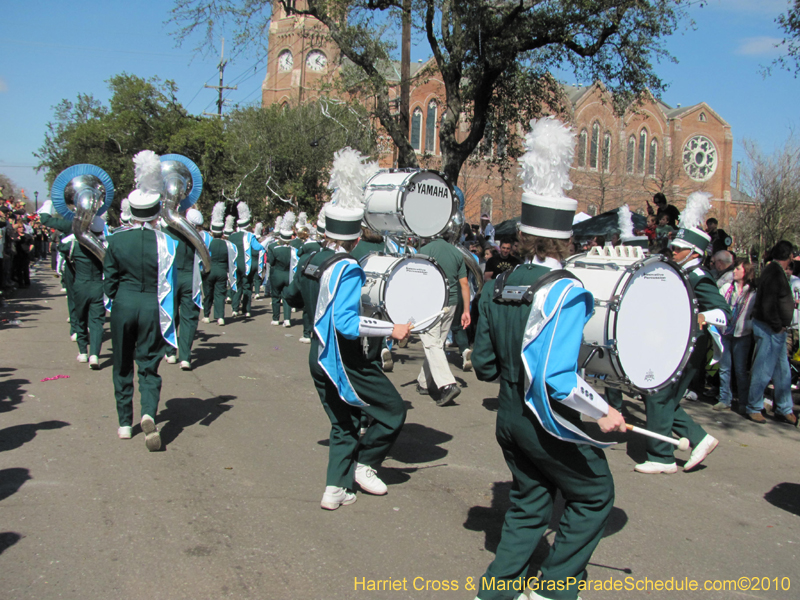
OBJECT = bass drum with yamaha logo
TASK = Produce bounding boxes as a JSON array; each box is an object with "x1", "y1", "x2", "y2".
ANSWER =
[{"x1": 363, "y1": 169, "x2": 456, "y2": 239}]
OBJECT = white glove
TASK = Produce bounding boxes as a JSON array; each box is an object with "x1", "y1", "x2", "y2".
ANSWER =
[{"x1": 38, "y1": 200, "x2": 54, "y2": 215}]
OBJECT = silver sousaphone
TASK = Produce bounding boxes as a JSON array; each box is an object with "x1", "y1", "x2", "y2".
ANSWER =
[
  {"x1": 51, "y1": 164, "x2": 115, "y2": 262},
  {"x1": 159, "y1": 154, "x2": 211, "y2": 272}
]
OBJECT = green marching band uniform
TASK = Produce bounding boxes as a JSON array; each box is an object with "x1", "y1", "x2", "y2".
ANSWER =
[
  {"x1": 268, "y1": 212, "x2": 295, "y2": 325},
  {"x1": 104, "y1": 151, "x2": 180, "y2": 451},
  {"x1": 228, "y1": 201, "x2": 265, "y2": 318},
  {"x1": 285, "y1": 147, "x2": 411, "y2": 510},
  {"x1": 473, "y1": 118, "x2": 626, "y2": 600},
  {"x1": 38, "y1": 209, "x2": 78, "y2": 336},
  {"x1": 203, "y1": 203, "x2": 236, "y2": 324},
  {"x1": 636, "y1": 200, "x2": 730, "y2": 474},
  {"x1": 58, "y1": 219, "x2": 106, "y2": 364}
]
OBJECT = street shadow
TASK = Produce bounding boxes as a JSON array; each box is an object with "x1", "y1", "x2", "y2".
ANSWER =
[
  {"x1": 0, "y1": 467, "x2": 31, "y2": 502},
  {"x1": 156, "y1": 395, "x2": 236, "y2": 447},
  {"x1": 482, "y1": 397, "x2": 499, "y2": 412},
  {"x1": 0, "y1": 532, "x2": 23, "y2": 555},
  {"x1": 0, "y1": 369, "x2": 28, "y2": 413},
  {"x1": 190, "y1": 342, "x2": 246, "y2": 369},
  {"x1": 0, "y1": 420, "x2": 69, "y2": 453},
  {"x1": 464, "y1": 480, "x2": 629, "y2": 567},
  {"x1": 764, "y1": 483, "x2": 800, "y2": 517},
  {"x1": 387, "y1": 422, "x2": 452, "y2": 464}
]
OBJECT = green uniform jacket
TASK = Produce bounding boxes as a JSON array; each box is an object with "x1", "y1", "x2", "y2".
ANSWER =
[
  {"x1": 687, "y1": 266, "x2": 732, "y2": 368},
  {"x1": 163, "y1": 226, "x2": 197, "y2": 275},
  {"x1": 228, "y1": 230, "x2": 259, "y2": 275},
  {"x1": 58, "y1": 237, "x2": 104, "y2": 294},
  {"x1": 267, "y1": 243, "x2": 292, "y2": 284},
  {"x1": 103, "y1": 228, "x2": 160, "y2": 299}
]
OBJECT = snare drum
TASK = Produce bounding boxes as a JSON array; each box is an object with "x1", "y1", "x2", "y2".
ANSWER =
[
  {"x1": 359, "y1": 253, "x2": 449, "y2": 332},
  {"x1": 363, "y1": 170, "x2": 456, "y2": 238},
  {"x1": 564, "y1": 247, "x2": 698, "y2": 394}
]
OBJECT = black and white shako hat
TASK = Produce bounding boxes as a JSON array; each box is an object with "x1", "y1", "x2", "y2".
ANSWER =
[
  {"x1": 517, "y1": 117, "x2": 577, "y2": 240},
  {"x1": 670, "y1": 191, "x2": 713, "y2": 256},
  {"x1": 325, "y1": 147, "x2": 378, "y2": 241},
  {"x1": 130, "y1": 150, "x2": 164, "y2": 221}
]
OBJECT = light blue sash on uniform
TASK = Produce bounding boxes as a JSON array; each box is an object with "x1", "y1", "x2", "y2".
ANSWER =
[
  {"x1": 225, "y1": 241, "x2": 238, "y2": 292},
  {"x1": 154, "y1": 230, "x2": 179, "y2": 348},
  {"x1": 314, "y1": 259, "x2": 368, "y2": 407},
  {"x1": 288, "y1": 246, "x2": 299, "y2": 284},
  {"x1": 521, "y1": 278, "x2": 612, "y2": 448},
  {"x1": 242, "y1": 231, "x2": 253, "y2": 274}
]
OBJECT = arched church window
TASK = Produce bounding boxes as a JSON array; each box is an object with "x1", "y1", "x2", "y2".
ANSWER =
[
  {"x1": 577, "y1": 129, "x2": 588, "y2": 168},
  {"x1": 425, "y1": 101, "x2": 437, "y2": 153},
  {"x1": 589, "y1": 122, "x2": 600, "y2": 169},
  {"x1": 411, "y1": 108, "x2": 423, "y2": 151},
  {"x1": 648, "y1": 138, "x2": 658, "y2": 177},
  {"x1": 637, "y1": 129, "x2": 647, "y2": 174},
  {"x1": 626, "y1": 136, "x2": 635, "y2": 174},
  {"x1": 602, "y1": 132, "x2": 612, "y2": 172}
]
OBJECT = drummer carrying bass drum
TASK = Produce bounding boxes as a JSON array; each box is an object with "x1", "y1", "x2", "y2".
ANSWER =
[{"x1": 284, "y1": 148, "x2": 411, "y2": 510}]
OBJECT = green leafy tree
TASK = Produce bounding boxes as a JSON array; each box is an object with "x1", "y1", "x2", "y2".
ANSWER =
[{"x1": 171, "y1": 0, "x2": 697, "y2": 186}]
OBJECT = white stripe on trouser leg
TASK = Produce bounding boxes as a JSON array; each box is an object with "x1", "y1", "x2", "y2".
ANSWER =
[{"x1": 417, "y1": 306, "x2": 456, "y2": 390}]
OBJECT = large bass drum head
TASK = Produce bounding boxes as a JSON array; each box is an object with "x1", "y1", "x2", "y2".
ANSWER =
[
  {"x1": 384, "y1": 257, "x2": 447, "y2": 326},
  {"x1": 403, "y1": 172, "x2": 455, "y2": 238},
  {"x1": 615, "y1": 260, "x2": 694, "y2": 390}
]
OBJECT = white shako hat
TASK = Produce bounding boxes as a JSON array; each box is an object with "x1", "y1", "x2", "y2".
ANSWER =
[
  {"x1": 223, "y1": 215, "x2": 236, "y2": 235},
  {"x1": 325, "y1": 147, "x2": 378, "y2": 240},
  {"x1": 670, "y1": 191, "x2": 712, "y2": 255},
  {"x1": 316, "y1": 202, "x2": 330, "y2": 234},
  {"x1": 296, "y1": 211, "x2": 308, "y2": 232},
  {"x1": 130, "y1": 150, "x2": 164, "y2": 221},
  {"x1": 236, "y1": 201, "x2": 252, "y2": 227},
  {"x1": 273, "y1": 215, "x2": 282, "y2": 233},
  {"x1": 279, "y1": 211, "x2": 296, "y2": 241},
  {"x1": 210, "y1": 202, "x2": 225, "y2": 233},
  {"x1": 120, "y1": 197, "x2": 132, "y2": 224},
  {"x1": 517, "y1": 117, "x2": 577, "y2": 240},
  {"x1": 254, "y1": 222, "x2": 263, "y2": 237},
  {"x1": 186, "y1": 208, "x2": 203, "y2": 226},
  {"x1": 616, "y1": 204, "x2": 648, "y2": 248}
]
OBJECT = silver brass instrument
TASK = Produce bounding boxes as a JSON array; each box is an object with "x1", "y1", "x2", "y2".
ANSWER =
[
  {"x1": 159, "y1": 156, "x2": 211, "y2": 272},
  {"x1": 65, "y1": 174, "x2": 108, "y2": 263}
]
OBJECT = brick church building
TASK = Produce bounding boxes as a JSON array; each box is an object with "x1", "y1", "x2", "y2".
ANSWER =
[{"x1": 262, "y1": 1, "x2": 745, "y2": 230}]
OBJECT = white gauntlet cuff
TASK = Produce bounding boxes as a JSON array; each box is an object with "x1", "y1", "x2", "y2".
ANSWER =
[
  {"x1": 358, "y1": 316, "x2": 395, "y2": 338},
  {"x1": 560, "y1": 375, "x2": 609, "y2": 421},
  {"x1": 700, "y1": 308, "x2": 727, "y2": 328}
]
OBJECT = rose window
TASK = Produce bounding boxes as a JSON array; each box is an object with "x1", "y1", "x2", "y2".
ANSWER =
[{"x1": 682, "y1": 135, "x2": 717, "y2": 182}]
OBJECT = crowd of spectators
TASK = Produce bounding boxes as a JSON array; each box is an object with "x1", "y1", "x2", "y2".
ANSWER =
[{"x1": 1, "y1": 196, "x2": 53, "y2": 291}]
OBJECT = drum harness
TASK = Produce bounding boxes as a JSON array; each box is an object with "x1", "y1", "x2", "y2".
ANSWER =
[{"x1": 492, "y1": 267, "x2": 579, "y2": 305}]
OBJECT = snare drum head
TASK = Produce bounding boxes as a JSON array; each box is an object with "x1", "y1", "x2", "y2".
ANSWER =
[
  {"x1": 402, "y1": 172, "x2": 454, "y2": 238},
  {"x1": 614, "y1": 260, "x2": 693, "y2": 389},
  {"x1": 384, "y1": 257, "x2": 447, "y2": 325}
]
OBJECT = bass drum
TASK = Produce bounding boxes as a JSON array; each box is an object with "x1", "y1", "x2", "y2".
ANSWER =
[
  {"x1": 359, "y1": 253, "x2": 449, "y2": 332},
  {"x1": 564, "y1": 247, "x2": 699, "y2": 394},
  {"x1": 363, "y1": 169, "x2": 456, "y2": 239}
]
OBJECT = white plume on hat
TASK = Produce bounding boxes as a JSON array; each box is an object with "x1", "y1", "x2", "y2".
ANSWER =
[
  {"x1": 133, "y1": 150, "x2": 163, "y2": 195},
  {"x1": 224, "y1": 215, "x2": 236, "y2": 234},
  {"x1": 679, "y1": 192, "x2": 712, "y2": 230},
  {"x1": 617, "y1": 205, "x2": 635, "y2": 241},
  {"x1": 518, "y1": 116, "x2": 575, "y2": 197},
  {"x1": 280, "y1": 210, "x2": 296, "y2": 234},
  {"x1": 120, "y1": 197, "x2": 132, "y2": 221},
  {"x1": 296, "y1": 211, "x2": 308, "y2": 231},
  {"x1": 273, "y1": 215, "x2": 282, "y2": 232},
  {"x1": 254, "y1": 222, "x2": 263, "y2": 237},
  {"x1": 211, "y1": 202, "x2": 225, "y2": 228},
  {"x1": 327, "y1": 147, "x2": 378, "y2": 209},
  {"x1": 236, "y1": 201, "x2": 251, "y2": 226}
]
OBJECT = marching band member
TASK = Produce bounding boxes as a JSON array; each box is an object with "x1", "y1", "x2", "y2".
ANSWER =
[
  {"x1": 202, "y1": 203, "x2": 235, "y2": 326},
  {"x1": 228, "y1": 201, "x2": 265, "y2": 319},
  {"x1": 472, "y1": 118, "x2": 625, "y2": 600},
  {"x1": 37, "y1": 202, "x2": 78, "y2": 340},
  {"x1": 268, "y1": 211, "x2": 295, "y2": 327},
  {"x1": 284, "y1": 147, "x2": 410, "y2": 510},
  {"x1": 104, "y1": 151, "x2": 179, "y2": 451},
  {"x1": 635, "y1": 192, "x2": 730, "y2": 474},
  {"x1": 164, "y1": 207, "x2": 204, "y2": 370}
]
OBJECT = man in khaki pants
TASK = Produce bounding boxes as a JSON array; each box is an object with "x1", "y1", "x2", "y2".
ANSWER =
[{"x1": 416, "y1": 233, "x2": 471, "y2": 406}]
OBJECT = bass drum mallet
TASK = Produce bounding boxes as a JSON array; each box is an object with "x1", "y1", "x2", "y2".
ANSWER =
[{"x1": 626, "y1": 424, "x2": 690, "y2": 451}]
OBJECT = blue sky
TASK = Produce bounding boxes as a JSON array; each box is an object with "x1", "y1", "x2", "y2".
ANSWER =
[{"x1": 1, "y1": 0, "x2": 797, "y2": 202}]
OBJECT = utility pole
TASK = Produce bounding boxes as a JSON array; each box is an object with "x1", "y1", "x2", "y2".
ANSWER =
[{"x1": 204, "y1": 37, "x2": 237, "y2": 117}]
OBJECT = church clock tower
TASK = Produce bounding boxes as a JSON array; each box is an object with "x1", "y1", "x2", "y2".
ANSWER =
[{"x1": 261, "y1": 1, "x2": 337, "y2": 107}]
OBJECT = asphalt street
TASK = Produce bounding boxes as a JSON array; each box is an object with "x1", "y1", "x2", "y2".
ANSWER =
[{"x1": 1, "y1": 262, "x2": 799, "y2": 600}]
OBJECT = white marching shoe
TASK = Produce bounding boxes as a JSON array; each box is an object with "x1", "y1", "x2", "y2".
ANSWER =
[
  {"x1": 320, "y1": 486, "x2": 357, "y2": 510},
  {"x1": 634, "y1": 461, "x2": 677, "y2": 474},
  {"x1": 117, "y1": 426, "x2": 132, "y2": 440},
  {"x1": 283, "y1": 320, "x2": 291, "y2": 327},
  {"x1": 299, "y1": 337, "x2": 311, "y2": 344},
  {"x1": 245, "y1": 312, "x2": 251, "y2": 318},
  {"x1": 462, "y1": 348, "x2": 473, "y2": 372},
  {"x1": 70, "y1": 333, "x2": 78, "y2": 342},
  {"x1": 77, "y1": 353, "x2": 88, "y2": 363},
  {"x1": 271, "y1": 320, "x2": 280, "y2": 326},
  {"x1": 231, "y1": 311, "x2": 238, "y2": 318},
  {"x1": 355, "y1": 463, "x2": 388, "y2": 495},
  {"x1": 140, "y1": 415, "x2": 161, "y2": 452},
  {"x1": 217, "y1": 318, "x2": 225, "y2": 326},
  {"x1": 381, "y1": 348, "x2": 393, "y2": 372},
  {"x1": 89, "y1": 355, "x2": 99, "y2": 369},
  {"x1": 165, "y1": 355, "x2": 177, "y2": 364},
  {"x1": 180, "y1": 361, "x2": 191, "y2": 371},
  {"x1": 684, "y1": 435, "x2": 719, "y2": 471},
  {"x1": 202, "y1": 317, "x2": 210, "y2": 324}
]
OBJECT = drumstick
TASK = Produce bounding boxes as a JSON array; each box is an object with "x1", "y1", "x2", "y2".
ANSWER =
[{"x1": 626, "y1": 424, "x2": 690, "y2": 451}]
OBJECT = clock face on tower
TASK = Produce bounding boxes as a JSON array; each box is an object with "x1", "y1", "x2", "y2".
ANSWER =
[
  {"x1": 305, "y1": 50, "x2": 327, "y2": 72},
  {"x1": 278, "y1": 50, "x2": 293, "y2": 72}
]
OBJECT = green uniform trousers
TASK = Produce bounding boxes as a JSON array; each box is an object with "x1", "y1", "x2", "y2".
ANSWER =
[
  {"x1": 110, "y1": 291, "x2": 166, "y2": 427},
  {"x1": 62, "y1": 265, "x2": 78, "y2": 336},
  {"x1": 232, "y1": 268, "x2": 256, "y2": 314},
  {"x1": 644, "y1": 364, "x2": 707, "y2": 464},
  {"x1": 604, "y1": 387, "x2": 624, "y2": 411},
  {"x1": 450, "y1": 293, "x2": 470, "y2": 353},
  {"x1": 203, "y1": 268, "x2": 228, "y2": 320},
  {"x1": 270, "y1": 271, "x2": 290, "y2": 322},
  {"x1": 74, "y1": 283, "x2": 105, "y2": 356},
  {"x1": 308, "y1": 338, "x2": 406, "y2": 489},
  {"x1": 480, "y1": 382, "x2": 614, "y2": 600},
  {"x1": 166, "y1": 272, "x2": 200, "y2": 362}
]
